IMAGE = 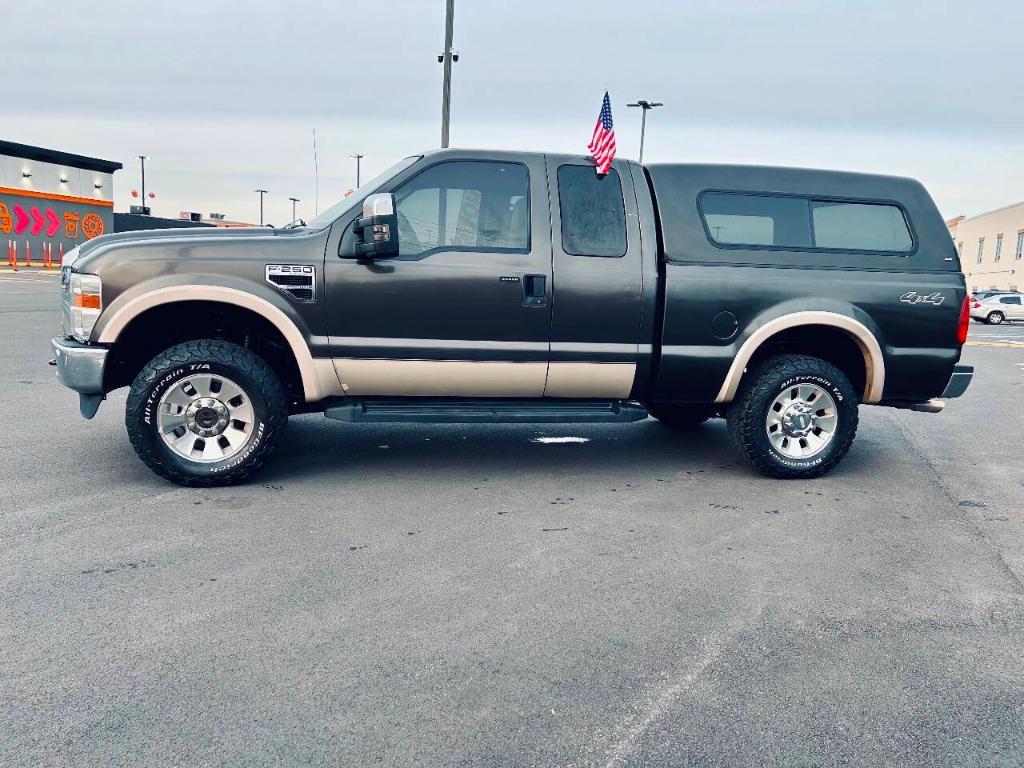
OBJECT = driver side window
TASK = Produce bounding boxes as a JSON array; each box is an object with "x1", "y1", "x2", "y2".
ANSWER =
[{"x1": 393, "y1": 161, "x2": 530, "y2": 257}]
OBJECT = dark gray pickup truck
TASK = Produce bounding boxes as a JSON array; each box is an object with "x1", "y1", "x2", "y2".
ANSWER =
[{"x1": 52, "y1": 149, "x2": 973, "y2": 486}]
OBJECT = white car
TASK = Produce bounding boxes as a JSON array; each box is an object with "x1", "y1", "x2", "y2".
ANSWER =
[{"x1": 970, "y1": 293, "x2": 1024, "y2": 324}]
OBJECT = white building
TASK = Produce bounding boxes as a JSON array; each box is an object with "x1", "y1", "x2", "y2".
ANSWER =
[{"x1": 948, "y1": 202, "x2": 1024, "y2": 292}]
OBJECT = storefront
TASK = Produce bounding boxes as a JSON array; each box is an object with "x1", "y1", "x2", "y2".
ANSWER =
[{"x1": 0, "y1": 140, "x2": 122, "y2": 267}]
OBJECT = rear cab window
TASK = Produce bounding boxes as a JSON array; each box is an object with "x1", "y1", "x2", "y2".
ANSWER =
[
  {"x1": 557, "y1": 165, "x2": 627, "y2": 257},
  {"x1": 699, "y1": 191, "x2": 914, "y2": 254}
]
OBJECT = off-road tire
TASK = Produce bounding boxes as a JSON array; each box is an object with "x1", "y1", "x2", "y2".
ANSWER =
[
  {"x1": 987, "y1": 311, "x2": 1004, "y2": 325},
  {"x1": 726, "y1": 354, "x2": 858, "y2": 479},
  {"x1": 649, "y1": 404, "x2": 710, "y2": 429},
  {"x1": 125, "y1": 340, "x2": 288, "y2": 487}
]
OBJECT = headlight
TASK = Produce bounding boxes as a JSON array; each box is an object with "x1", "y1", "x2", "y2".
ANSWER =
[{"x1": 62, "y1": 272, "x2": 102, "y2": 342}]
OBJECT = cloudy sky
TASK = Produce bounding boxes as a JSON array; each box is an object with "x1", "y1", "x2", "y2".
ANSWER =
[{"x1": 7, "y1": 0, "x2": 1021, "y2": 225}]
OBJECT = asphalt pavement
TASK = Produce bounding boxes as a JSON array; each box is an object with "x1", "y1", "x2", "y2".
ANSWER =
[{"x1": 2, "y1": 273, "x2": 1023, "y2": 767}]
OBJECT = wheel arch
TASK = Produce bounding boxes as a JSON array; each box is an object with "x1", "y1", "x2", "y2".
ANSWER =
[
  {"x1": 714, "y1": 311, "x2": 885, "y2": 404},
  {"x1": 96, "y1": 286, "x2": 329, "y2": 402}
]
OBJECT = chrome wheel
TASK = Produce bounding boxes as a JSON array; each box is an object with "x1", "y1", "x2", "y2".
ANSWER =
[
  {"x1": 156, "y1": 374, "x2": 255, "y2": 463},
  {"x1": 765, "y1": 383, "x2": 838, "y2": 460}
]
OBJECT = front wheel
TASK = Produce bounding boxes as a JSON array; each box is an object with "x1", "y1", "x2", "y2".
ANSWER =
[
  {"x1": 987, "y1": 311, "x2": 1004, "y2": 325},
  {"x1": 125, "y1": 339, "x2": 288, "y2": 486},
  {"x1": 726, "y1": 354, "x2": 858, "y2": 479}
]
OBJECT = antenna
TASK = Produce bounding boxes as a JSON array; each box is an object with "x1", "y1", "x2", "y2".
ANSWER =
[{"x1": 313, "y1": 128, "x2": 319, "y2": 215}]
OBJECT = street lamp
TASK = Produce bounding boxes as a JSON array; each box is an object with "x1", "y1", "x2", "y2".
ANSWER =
[
  {"x1": 255, "y1": 189, "x2": 268, "y2": 226},
  {"x1": 288, "y1": 197, "x2": 300, "y2": 223},
  {"x1": 138, "y1": 155, "x2": 148, "y2": 214},
  {"x1": 350, "y1": 154, "x2": 365, "y2": 188},
  {"x1": 438, "y1": 0, "x2": 457, "y2": 148},
  {"x1": 626, "y1": 100, "x2": 663, "y2": 163}
]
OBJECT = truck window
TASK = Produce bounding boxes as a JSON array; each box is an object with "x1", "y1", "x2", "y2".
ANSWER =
[
  {"x1": 393, "y1": 161, "x2": 529, "y2": 257},
  {"x1": 557, "y1": 165, "x2": 627, "y2": 258},
  {"x1": 700, "y1": 192, "x2": 914, "y2": 253},
  {"x1": 811, "y1": 201, "x2": 913, "y2": 252},
  {"x1": 700, "y1": 192, "x2": 811, "y2": 248}
]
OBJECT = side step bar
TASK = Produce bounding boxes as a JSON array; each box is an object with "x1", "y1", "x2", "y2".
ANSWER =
[{"x1": 324, "y1": 399, "x2": 649, "y2": 424}]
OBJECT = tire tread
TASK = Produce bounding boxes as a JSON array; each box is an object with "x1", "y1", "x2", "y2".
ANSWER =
[
  {"x1": 726, "y1": 354, "x2": 858, "y2": 479},
  {"x1": 125, "y1": 339, "x2": 287, "y2": 487}
]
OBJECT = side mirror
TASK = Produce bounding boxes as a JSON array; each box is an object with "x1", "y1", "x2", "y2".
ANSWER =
[{"x1": 352, "y1": 193, "x2": 399, "y2": 259}]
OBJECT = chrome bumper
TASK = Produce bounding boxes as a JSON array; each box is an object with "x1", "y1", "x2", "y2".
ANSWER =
[{"x1": 51, "y1": 336, "x2": 108, "y2": 418}]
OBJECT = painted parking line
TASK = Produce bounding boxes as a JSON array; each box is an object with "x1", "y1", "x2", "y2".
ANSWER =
[{"x1": 965, "y1": 340, "x2": 1024, "y2": 348}]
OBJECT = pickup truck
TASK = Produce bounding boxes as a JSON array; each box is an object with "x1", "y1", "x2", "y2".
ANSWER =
[{"x1": 52, "y1": 149, "x2": 973, "y2": 486}]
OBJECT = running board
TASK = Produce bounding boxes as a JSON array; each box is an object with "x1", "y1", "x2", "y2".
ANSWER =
[{"x1": 324, "y1": 399, "x2": 648, "y2": 424}]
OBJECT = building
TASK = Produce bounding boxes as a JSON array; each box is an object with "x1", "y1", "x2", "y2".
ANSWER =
[
  {"x1": 0, "y1": 140, "x2": 122, "y2": 267},
  {"x1": 948, "y1": 202, "x2": 1024, "y2": 292},
  {"x1": 114, "y1": 213, "x2": 213, "y2": 232},
  {"x1": 179, "y1": 211, "x2": 255, "y2": 228}
]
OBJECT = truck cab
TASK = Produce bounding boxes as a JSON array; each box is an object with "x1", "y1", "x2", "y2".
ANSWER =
[{"x1": 51, "y1": 148, "x2": 972, "y2": 486}]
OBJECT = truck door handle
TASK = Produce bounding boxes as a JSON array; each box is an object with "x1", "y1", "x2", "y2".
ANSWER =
[{"x1": 522, "y1": 274, "x2": 547, "y2": 306}]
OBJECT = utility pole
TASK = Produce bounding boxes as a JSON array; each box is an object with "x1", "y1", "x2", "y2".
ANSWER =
[
  {"x1": 439, "y1": 0, "x2": 456, "y2": 148},
  {"x1": 138, "y1": 155, "x2": 148, "y2": 214},
  {"x1": 350, "y1": 154, "x2": 365, "y2": 187},
  {"x1": 289, "y1": 197, "x2": 300, "y2": 222},
  {"x1": 626, "y1": 100, "x2": 663, "y2": 163},
  {"x1": 255, "y1": 189, "x2": 268, "y2": 226}
]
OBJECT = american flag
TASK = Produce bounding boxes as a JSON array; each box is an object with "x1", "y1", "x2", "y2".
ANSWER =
[{"x1": 587, "y1": 91, "x2": 616, "y2": 175}]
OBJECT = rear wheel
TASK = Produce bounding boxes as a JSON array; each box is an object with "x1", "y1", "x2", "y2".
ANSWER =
[
  {"x1": 726, "y1": 354, "x2": 858, "y2": 479},
  {"x1": 649, "y1": 404, "x2": 710, "y2": 429},
  {"x1": 987, "y1": 311, "x2": 1004, "y2": 325},
  {"x1": 125, "y1": 339, "x2": 288, "y2": 486}
]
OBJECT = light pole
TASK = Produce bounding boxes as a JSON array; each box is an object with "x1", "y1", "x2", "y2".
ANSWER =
[
  {"x1": 350, "y1": 154, "x2": 364, "y2": 187},
  {"x1": 626, "y1": 100, "x2": 663, "y2": 163},
  {"x1": 289, "y1": 197, "x2": 300, "y2": 222},
  {"x1": 438, "y1": 0, "x2": 457, "y2": 148},
  {"x1": 138, "y1": 155, "x2": 148, "y2": 214},
  {"x1": 255, "y1": 189, "x2": 268, "y2": 226}
]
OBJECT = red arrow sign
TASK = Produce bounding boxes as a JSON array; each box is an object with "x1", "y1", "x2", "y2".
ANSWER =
[
  {"x1": 29, "y1": 207, "x2": 45, "y2": 236},
  {"x1": 45, "y1": 208, "x2": 60, "y2": 237},
  {"x1": 13, "y1": 205, "x2": 29, "y2": 234}
]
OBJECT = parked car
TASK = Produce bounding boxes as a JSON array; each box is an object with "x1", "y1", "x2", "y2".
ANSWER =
[
  {"x1": 971, "y1": 289, "x2": 1021, "y2": 302},
  {"x1": 970, "y1": 293, "x2": 1024, "y2": 324},
  {"x1": 51, "y1": 150, "x2": 972, "y2": 485}
]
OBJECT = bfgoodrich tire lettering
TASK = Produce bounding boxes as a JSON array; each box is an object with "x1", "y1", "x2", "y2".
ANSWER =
[
  {"x1": 125, "y1": 339, "x2": 288, "y2": 487},
  {"x1": 726, "y1": 354, "x2": 859, "y2": 479}
]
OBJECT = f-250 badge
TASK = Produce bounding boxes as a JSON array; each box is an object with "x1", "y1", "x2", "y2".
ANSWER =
[{"x1": 900, "y1": 291, "x2": 945, "y2": 306}]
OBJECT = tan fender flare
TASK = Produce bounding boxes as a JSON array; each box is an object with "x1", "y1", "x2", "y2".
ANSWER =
[
  {"x1": 96, "y1": 285, "x2": 336, "y2": 402},
  {"x1": 713, "y1": 311, "x2": 885, "y2": 404}
]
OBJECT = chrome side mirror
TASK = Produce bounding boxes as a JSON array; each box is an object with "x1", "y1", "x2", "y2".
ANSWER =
[{"x1": 353, "y1": 193, "x2": 399, "y2": 258}]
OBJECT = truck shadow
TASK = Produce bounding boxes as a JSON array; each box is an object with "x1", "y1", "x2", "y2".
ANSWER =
[{"x1": 258, "y1": 416, "x2": 877, "y2": 483}]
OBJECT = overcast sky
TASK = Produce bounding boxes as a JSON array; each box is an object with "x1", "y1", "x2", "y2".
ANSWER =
[{"x1": 7, "y1": 0, "x2": 1021, "y2": 225}]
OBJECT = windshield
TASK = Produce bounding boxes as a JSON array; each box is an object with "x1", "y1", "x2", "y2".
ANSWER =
[{"x1": 306, "y1": 155, "x2": 422, "y2": 229}]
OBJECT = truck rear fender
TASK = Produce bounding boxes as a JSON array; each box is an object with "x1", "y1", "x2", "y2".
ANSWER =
[{"x1": 714, "y1": 310, "x2": 885, "y2": 404}]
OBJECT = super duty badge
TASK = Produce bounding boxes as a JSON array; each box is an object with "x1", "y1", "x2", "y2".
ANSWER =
[{"x1": 265, "y1": 264, "x2": 316, "y2": 303}]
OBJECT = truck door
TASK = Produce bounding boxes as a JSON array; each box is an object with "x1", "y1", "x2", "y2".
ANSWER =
[
  {"x1": 544, "y1": 158, "x2": 644, "y2": 398},
  {"x1": 324, "y1": 155, "x2": 552, "y2": 397}
]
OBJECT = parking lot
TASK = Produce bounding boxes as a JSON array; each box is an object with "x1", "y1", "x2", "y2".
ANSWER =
[{"x1": 2, "y1": 272, "x2": 1023, "y2": 766}]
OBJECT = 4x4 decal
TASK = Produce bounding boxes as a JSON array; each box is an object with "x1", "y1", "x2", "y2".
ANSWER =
[{"x1": 900, "y1": 291, "x2": 945, "y2": 306}]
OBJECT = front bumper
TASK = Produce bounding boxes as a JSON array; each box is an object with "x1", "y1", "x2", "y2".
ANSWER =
[{"x1": 51, "y1": 336, "x2": 108, "y2": 418}]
